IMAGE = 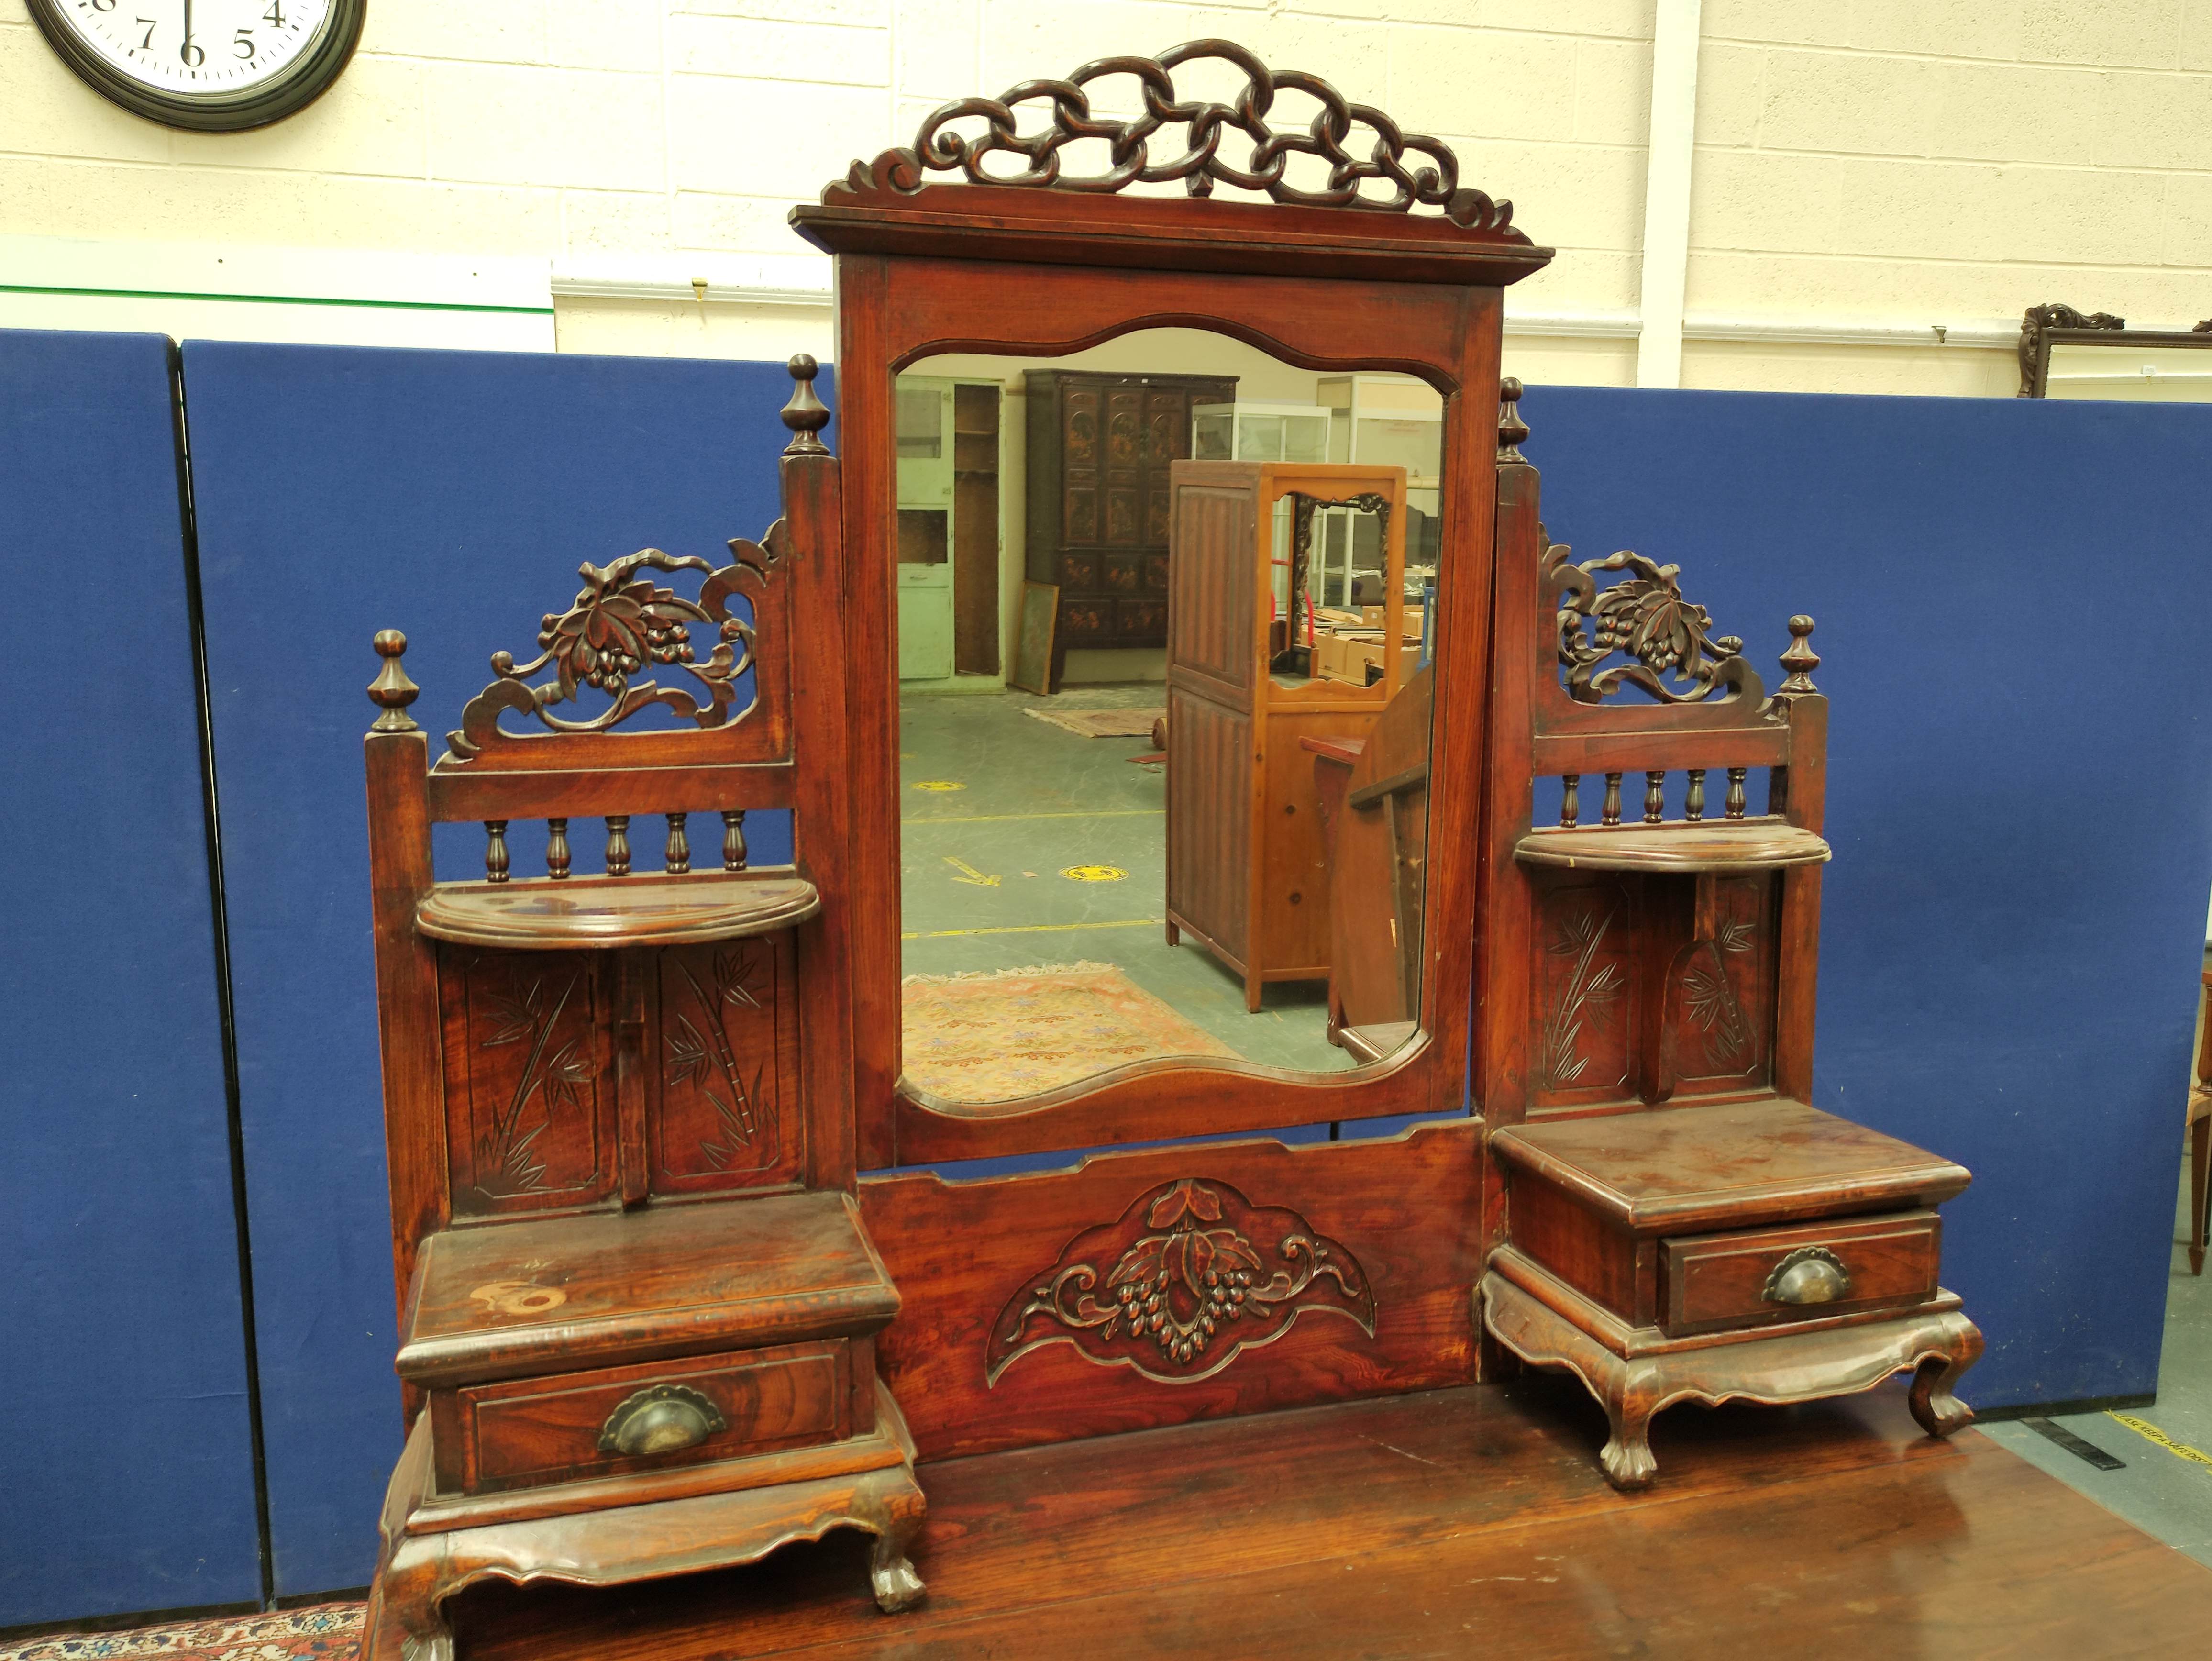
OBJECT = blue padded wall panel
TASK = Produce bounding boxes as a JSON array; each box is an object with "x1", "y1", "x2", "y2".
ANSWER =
[
  {"x1": 184, "y1": 343, "x2": 818, "y2": 1595},
  {"x1": 0, "y1": 331, "x2": 261, "y2": 1624},
  {"x1": 1518, "y1": 384, "x2": 2212, "y2": 1409}
]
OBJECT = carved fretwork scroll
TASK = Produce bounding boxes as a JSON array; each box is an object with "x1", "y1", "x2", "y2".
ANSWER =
[
  {"x1": 444, "y1": 527, "x2": 790, "y2": 764},
  {"x1": 1546, "y1": 537, "x2": 1766, "y2": 708},
  {"x1": 985, "y1": 1178, "x2": 1376, "y2": 1385},
  {"x1": 831, "y1": 38, "x2": 1523, "y2": 237}
]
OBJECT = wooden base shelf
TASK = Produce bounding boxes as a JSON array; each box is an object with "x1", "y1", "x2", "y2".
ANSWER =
[
  {"x1": 1514, "y1": 817, "x2": 1829, "y2": 873},
  {"x1": 415, "y1": 873, "x2": 820, "y2": 949}
]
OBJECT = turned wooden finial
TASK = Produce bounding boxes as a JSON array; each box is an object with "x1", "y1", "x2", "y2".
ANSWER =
[
  {"x1": 368, "y1": 630, "x2": 420, "y2": 732},
  {"x1": 781, "y1": 354, "x2": 830, "y2": 455},
  {"x1": 1779, "y1": 614, "x2": 1820, "y2": 694},
  {"x1": 1498, "y1": 376, "x2": 1528, "y2": 461}
]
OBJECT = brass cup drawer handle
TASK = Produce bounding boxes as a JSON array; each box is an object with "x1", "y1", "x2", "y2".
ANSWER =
[
  {"x1": 1761, "y1": 1246, "x2": 1854, "y2": 1306},
  {"x1": 597, "y1": 1384, "x2": 729, "y2": 1458}
]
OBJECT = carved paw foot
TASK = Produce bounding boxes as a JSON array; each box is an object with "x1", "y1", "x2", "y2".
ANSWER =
[
  {"x1": 1908, "y1": 1353, "x2": 1975, "y2": 1439},
  {"x1": 870, "y1": 1544, "x2": 927, "y2": 1613},
  {"x1": 1599, "y1": 1431, "x2": 1657, "y2": 1491}
]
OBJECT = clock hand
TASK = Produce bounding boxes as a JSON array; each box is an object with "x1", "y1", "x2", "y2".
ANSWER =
[{"x1": 182, "y1": 0, "x2": 193, "y2": 59}]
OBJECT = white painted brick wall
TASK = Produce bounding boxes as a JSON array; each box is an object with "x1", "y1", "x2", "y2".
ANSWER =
[
  {"x1": 1693, "y1": 1, "x2": 2212, "y2": 389},
  {"x1": 4, "y1": 0, "x2": 2211, "y2": 390}
]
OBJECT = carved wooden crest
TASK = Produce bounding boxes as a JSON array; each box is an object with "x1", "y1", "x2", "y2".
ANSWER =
[
  {"x1": 830, "y1": 37, "x2": 1523, "y2": 237},
  {"x1": 985, "y1": 1178, "x2": 1376, "y2": 1386},
  {"x1": 442, "y1": 526, "x2": 791, "y2": 765},
  {"x1": 1545, "y1": 540, "x2": 1766, "y2": 708}
]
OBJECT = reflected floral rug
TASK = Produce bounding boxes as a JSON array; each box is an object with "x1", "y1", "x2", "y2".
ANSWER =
[
  {"x1": 902, "y1": 962, "x2": 1237, "y2": 1102},
  {"x1": 0, "y1": 1604, "x2": 364, "y2": 1660},
  {"x1": 1022, "y1": 706, "x2": 1164, "y2": 738}
]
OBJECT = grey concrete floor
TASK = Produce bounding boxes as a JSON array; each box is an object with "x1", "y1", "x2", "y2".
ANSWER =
[
  {"x1": 1980, "y1": 1152, "x2": 2212, "y2": 1564},
  {"x1": 898, "y1": 680, "x2": 1356, "y2": 1075}
]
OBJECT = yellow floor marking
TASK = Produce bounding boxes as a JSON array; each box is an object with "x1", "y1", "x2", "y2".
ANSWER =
[
  {"x1": 909, "y1": 780, "x2": 965, "y2": 792},
  {"x1": 902, "y1": 808, "x2": 1159, "y2": 826},
  {"x1": 1062, "y1": 864, "x2": 1128, "y2": 882},
  {"x1": 943, "y1": 855, "x2": 1001, "y2": 888},
  {"x1": 2106, "y1": 1412, "x2": 2212, "y2": 1469},
  {"x1": 902, "y1": 917, "x2": 1161, "y2": 940}
]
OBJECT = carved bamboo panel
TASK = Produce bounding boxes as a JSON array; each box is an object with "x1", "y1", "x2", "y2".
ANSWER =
[
  {"x1": 649, "y1": 934, "x2": 806, "y2": 1194},
  {"x1": 1663, "y1": 873, "x2": 1776, "y2": 1097},
  {"x1": 1530, "y1": 875, "x2": 1638, "y2": 1109},
  {"x1": 440, "y1": 951, "x2": 616, "y2": 1218}
]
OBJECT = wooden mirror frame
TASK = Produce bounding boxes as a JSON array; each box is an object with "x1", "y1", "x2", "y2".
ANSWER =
[
  {"x1": 2017, "y1": 301, "x2": 2212, "y2": 396},
  {"x1": 790, "y1": 41, "x2": 1553, "y2": 1167}
]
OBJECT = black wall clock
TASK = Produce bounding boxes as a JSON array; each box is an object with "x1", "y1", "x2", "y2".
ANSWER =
[{"x1": 27, "y1": 0, "x2": 366, "y2": 132}]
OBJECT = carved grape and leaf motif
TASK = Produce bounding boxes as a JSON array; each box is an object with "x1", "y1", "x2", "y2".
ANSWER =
[
  {"x1": 986, "y1": 1178, "x2": 1376, "y2": 1386},
  {"x1": 1544, "y1": 537, "x2": 1766, "y2": 708},
  {"x1": 445, "y1": 530, "x2": 786, "y2": 762},
  {"x1": 1537, "y1": 903, "x2": 1627, "y2": 1092},
  {"x1": 475, "y1": 967, "x2": 594, "y2": 1198},
  {"x1": 834, "y1": 38, "x2": 1524, "y2": 239},
  {"x1": 663, "y1": 945, "x2": 775, "y2": 1170}
]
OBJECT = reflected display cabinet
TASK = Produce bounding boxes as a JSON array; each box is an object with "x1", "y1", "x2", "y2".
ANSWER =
[
  {"x1": 1163, "y1": 460, "x2": 1409, "y2": 1011},
  {"x1": 1474, "y1": 382, "x2": 1983, "y2": 1489},
  {"x1": 359, "y1": 362, "x2": 925, "y2": 1659},
  {"x1": 1023, "y1": 368, "x2": 1235, "y2": 688}
]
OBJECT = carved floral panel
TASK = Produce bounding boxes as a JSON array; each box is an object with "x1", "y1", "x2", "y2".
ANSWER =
[
  {"x1": 986, "y1": 1178, "x2": 1376, "y2": 1386},
  {"x1": 652, "y1": 936, "x2": 804, "y2": 1192},
  {"x1": 442, "y1": 950, "x2": 613, "y2": 1216}
]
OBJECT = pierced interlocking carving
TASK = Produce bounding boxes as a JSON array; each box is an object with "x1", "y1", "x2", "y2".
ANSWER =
[
  {"x1": 1545, "y1": 537, "x2": 1765, "y2": 707},
  {"x1": 444, "y1": 530, "x2": 787, "y2": 762},
  {"x1": 986, "y1": 1178, "x2": 1376, "y2": 1386},
  {"x1": 832, "y1": 38, "x2": 1523, "y2": 237}
]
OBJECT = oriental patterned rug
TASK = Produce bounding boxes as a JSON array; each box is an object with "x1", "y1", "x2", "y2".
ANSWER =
[
  {"x1": 901, "y1": 962, "x2": 1237, "y2": 1102},
  {"x1": 0, "y1": 1604, "x2": 364, "y2": 1661},
  {"x1": 1022, "y1": 706, "x2": 1164, "y2": 739}
]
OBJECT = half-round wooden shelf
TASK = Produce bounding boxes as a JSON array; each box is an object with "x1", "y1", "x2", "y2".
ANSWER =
[
  {"x1": 1515, "y1": 818, "x2": 1830, "y2": 874},
  {"x1": 416, "y1": 875, "x2": 820, "y2": 949}
]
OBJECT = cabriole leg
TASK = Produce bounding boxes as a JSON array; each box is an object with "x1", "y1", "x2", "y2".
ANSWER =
[
  {"x1": 1599, "y1": 1361, "x2": 1662, "y2": 1492},
  {"x1": 1907, "y1": 1327, "x2": 1983, "y2": 1440}
]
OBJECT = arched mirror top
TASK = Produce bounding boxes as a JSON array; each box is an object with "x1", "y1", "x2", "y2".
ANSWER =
[{"x1": 791, "y1": 39, "x2": 1554, "y2": 289}]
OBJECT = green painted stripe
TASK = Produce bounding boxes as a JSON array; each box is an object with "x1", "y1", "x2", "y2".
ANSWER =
[
  {"x1": 902, "y1": 917, "x2": 1162, "y2": 940},
  {"x1": 0, "y1": 282, "x2": 553, "y2": 316}
]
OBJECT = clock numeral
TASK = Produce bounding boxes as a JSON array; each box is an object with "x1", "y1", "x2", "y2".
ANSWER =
[
  {"x1": 136, "y1": 16, "x2": 155, "y2": 49},
  {"x1": 89, "y1": 0, "x2": 115, "y2": 11},
  {"x1": 180, "y1": 34, "x2": 203, "y2": 66},
  {"x1": 234, "y1": 27, "x2": 254, "y2": 58},
  {"x1": 264, "y1": 0, "x2": 286, "y2": 23}
]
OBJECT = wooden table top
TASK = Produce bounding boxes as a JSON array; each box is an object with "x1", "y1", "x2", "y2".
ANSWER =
[
  {"x1": 1492, "y1": 1097, "x2": 1973, "y2": 1233},
  {"x1": 398, "y1": 1191, "x2": 897, "y2": 1385},
  {"x1": 450, "y1": 1377, "x2": 2212, "y2": 1659}
]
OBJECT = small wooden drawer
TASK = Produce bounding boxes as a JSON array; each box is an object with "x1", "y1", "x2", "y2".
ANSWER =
[
  {"x1": 1660, "y1": 1211, "x2": 1940, "y2": 1338},
  {"x1": 439, "y1": 1339, "x2": 851, "y2": 1495}
]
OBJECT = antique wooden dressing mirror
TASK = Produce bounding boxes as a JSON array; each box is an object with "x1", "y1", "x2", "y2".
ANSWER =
[
  {"x1": 360, "y1": 37, "x2": 1983, "y2": 1646},
  {"x1": 788, "y1": 39, "x2": 1548, "y2": 1462}
]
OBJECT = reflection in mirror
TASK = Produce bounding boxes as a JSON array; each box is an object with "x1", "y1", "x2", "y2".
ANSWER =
[
  {"x1": 2045, "y1": 339, "x2": 2212, "y2": 400},
  {"x1": 891, "y1": 332, "x2": 1442, "y2": 1106}
]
